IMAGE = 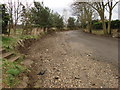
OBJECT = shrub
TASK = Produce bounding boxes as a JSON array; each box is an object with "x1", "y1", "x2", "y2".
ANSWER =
[
  {"x1": 93, "y1": 22, "x2": 102, "y2": 30},
  {"x1": 111, "y1": 20, "x2": 120, "y2": 29},
  {"x1": 92, "y1": 20, "x2": 120, "y2": 30}
]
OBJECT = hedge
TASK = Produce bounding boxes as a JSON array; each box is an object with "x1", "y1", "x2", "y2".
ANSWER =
[{"x1": 92, "y1": 20, "x2": 120, "y2": 30}]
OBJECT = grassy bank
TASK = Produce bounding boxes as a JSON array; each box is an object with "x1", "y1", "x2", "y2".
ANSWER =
[
  {"x1": 2, "y1": 59, "x2": 26, "y2": 88},
  {"x1": 1, "y1": 29, "x2": 46, "y2": 88},
  {"x1": 84, "y1": 29, "x2": 118, "y2": 36},
  {"x1": 92, "y1": 30, "x2": 104, "y2": 35}
]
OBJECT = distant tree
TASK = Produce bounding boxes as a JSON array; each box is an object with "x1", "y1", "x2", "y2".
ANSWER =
[
  {"x1": 72, "y1": 2, "x2": 99, "y2": 33},
  {"x1": 75, "y1": 18, "x2": 81, "y2": 29},
  {"x1": 21, "y1": 3, "x2": 33, "y2": 35},
  {"x1": 7, "y1": 1, "x2": 13, "y2": 36},
  {"x1": 107, "y1": 0, "x2": 119, "y2": 34},
  {"x1": 31, "y1": 2, "x2": 51, "y2": 31},
  {"x1": 0, "y1": 4, "x2": 9, "y2": 34},
  {"x1": 31, "y1": 2, "x2": 64, "y2": 31},
  {"x1": 72, "y1": 1, "x2": 108, "y2": 34},
  {"x1": 7, "y1": 0, "x2": 23, "y2": 35},
  {"x1": 86, "y1": 2, "x2": 108, "y2": 34},
  {"x1": 58, "y1": 17, "x2": 64, "y2": 29},
  {"x1": 67, "y1": 17, "x2": 76, "y2": 30},
  {"x1": 51, "y1": 12, "x2": 64, "y2": 29}
]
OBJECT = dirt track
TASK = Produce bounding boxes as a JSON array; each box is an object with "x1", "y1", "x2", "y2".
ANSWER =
[{"x1": 24, "y1": 31, "x2": 118, "y2": 88}]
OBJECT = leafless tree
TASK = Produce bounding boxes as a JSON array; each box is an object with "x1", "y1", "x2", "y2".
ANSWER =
[
  {"x1": 7, "y1": 0, "x2": 23, "y2": 35},
  {"x1": 73, "y1": 0, "x2": 119, "y2": 35},
  {"x1": 72, "y1": 2, "x2": 96, "y2": 33},
  {"x1": 7, "y1": 0, "x2": 13, "y2": 36},
  {"x1": 86, "y1": 1, "x2": 108, "y2": 34},
  {"x1": 13, "y1": 0, "x2": 22, "y2": 35},
  {"x1": 107, "y1": 0, "x2": 119, "y2": 34}
]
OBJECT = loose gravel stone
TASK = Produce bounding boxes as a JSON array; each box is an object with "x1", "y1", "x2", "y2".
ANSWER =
[{"x1": 24, "y1": 31, "x2": 118, "y2": 88}]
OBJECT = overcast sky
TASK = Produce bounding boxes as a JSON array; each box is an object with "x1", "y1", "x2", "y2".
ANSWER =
[{"x1": 0, "y1": 0, "x2": 119, "y2": 20}]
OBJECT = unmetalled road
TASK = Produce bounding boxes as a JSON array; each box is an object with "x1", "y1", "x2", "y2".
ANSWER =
[
  {"x1": 66, "y1": 30, "x2": 118, "y2": 66},
  {"x1": 26, "y1": 30, "x2": 118, "y2": 88}
]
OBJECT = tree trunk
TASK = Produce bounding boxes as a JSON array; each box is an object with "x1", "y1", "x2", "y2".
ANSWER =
[
  {"x1": 108, "y1": 20, "x2": 112, "y2": 35},
  {"x1": 13, "y1": 23, "x2": 17, "y2": 35},
  {"x1": 101, "y1": 16, "x2": 107, "y2": 35},
  {"x1": 103, "y1": 21, "x2": 107, "y2": 34},
  {"x1": 43, "y1": 27, "x2": 46, "y2": 32},
  {"x1": 89, "y1": 21, "x2": 92, "y2": 33},
  {"x1": 22, "y1": 23, "x2": 25, "y2": 35},
  {"x1": 99, "y1": 11, "x2": 107, "y2": 35},
  {"x1": 108, "y1": 10, "x2": 112, "y2": 35},
  {"x1": 87, "y1": 23, "x2": 92, "y2": 33},
  {"x1": 8, "y1": 22, "x2": 11, "y2": 36}
]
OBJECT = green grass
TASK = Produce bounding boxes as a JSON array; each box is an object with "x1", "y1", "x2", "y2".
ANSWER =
[
  {"x1": 2, "y1": 59, "x2": 26, "y2": 87},
  {"x1": 1, "y1": 36, "x2": 18, "y2": 49},
  {"x1": 1, "y1": 28, "x2": 45, "y2": 88},
  {"x1": 19, "y1": 35, "x2": 39, "y2": 39},
  {"x1": 92, "y1": 30, "x2": 104, "y2": 35},
  {"x1": 1, "y1": 29, "x2": 41, "y2": 50},
  {"x1": 92, "y1": 29, "x2": 117, "y2": 35},
  {"x1": 10, "y1": 29, "x2": 23, "y2": 36}
]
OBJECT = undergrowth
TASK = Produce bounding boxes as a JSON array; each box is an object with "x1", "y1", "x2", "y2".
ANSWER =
[
  {"x1": 2, "y1": 36, "x2": 17, "y2": 51},
  {"x1": 1, "y1": 29, "x2": 46, "y2": 88},
  {"x1": 2, "y1": 59, "x2": 26, "y2": 87}
]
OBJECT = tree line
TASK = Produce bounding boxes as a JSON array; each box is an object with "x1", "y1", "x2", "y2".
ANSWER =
[
  {"x1": 0, "y1": 1, "x2": 66, "y2": 35},
  {"x1": 72, "y1": 0, "x2": 120, "y2": 35},
  {"x1": 0, "y1": 1, "x2": 82, "y2": 36}
]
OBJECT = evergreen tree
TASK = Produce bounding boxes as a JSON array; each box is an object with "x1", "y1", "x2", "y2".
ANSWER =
[
  {"x1": 67, "y1": 17, "x2": 76, "y2": 30},
  {"x1": 0, "y1": 4, "x2": 9, "y2": 34}
]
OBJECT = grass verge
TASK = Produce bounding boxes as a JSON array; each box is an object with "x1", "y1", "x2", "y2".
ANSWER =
[
  {"x1": 92, "y1": 30, "x2": 104, "y2": 35},
  {"x1": 2, "y1": 59, "x2": 26, "y2": 88},
  {"x1": 1, "y1": 29, "x2": 46, "y2": 88}
]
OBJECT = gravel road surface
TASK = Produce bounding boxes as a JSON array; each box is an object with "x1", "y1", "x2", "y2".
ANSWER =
[{"x1": 25, "y1": 30, "x2": 118, "y2": 88}]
